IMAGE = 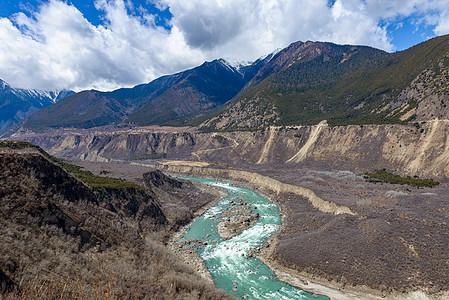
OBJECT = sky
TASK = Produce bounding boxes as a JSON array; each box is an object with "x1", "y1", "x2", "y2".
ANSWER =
[{"x1": 0, "y1": 0, "x2": 448, "y2": 92}]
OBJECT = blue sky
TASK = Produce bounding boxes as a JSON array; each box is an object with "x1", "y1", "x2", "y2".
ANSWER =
[
  {"x1": 386, "y1": 16, "x2": 436, "y2": 51},
  {"x1": 0, "y1": 0, "x2": 448, "y2": 91},
  {"x1": 0, "y1": 0, "x2": 173, "y2": 28}
]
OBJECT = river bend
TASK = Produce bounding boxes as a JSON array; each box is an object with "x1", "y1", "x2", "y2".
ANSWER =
[{"x1": 177, "y1": 176, "x2": 328, "y2": 300}]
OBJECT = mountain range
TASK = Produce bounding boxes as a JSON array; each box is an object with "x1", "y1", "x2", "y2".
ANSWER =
[
  {"x1": 4, "y1": 34, "x2": 449, "y2": 135},
  {"x1": 203, "y1": 34, "x2": 449, "y2": 130},
  {"x1": 0, "y1": 79, "x2": 74, "y2": 132},
  {"x1": 8, "y1": 54, "x2": 274, "y2": 132}
]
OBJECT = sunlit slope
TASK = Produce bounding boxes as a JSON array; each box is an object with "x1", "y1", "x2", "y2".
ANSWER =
[{"x1": 201, "y1": 35, "x2": 449, "y2": 130}]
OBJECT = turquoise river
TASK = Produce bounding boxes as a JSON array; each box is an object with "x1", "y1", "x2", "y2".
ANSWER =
[{"x1": 177, "y1": 176, "x2": 329, "y2": 300}]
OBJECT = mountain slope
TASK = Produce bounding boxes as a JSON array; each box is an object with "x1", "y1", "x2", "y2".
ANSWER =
[
  {"x1": 0, "y1": 79, "x2": 73, "y2": 131},
  {"x1": 14, "y1": 56, "x2": 273, "y2": 132},
  {"x1": 201, "y1": 35, "x2": 449, "y2": 130},
  {"x1": 126, "y1": 58, "x2": 271, "y2": 125},
  {"x1": 17, "y1": 75, "x2": 176, "y2": 130}
]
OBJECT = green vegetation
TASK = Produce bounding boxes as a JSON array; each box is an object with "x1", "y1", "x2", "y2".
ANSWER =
[
  {"x1": 61, "y1": 162, "x2": 143, "y2": 191},
  {"x1": 364, "y1": 169, "x2": 439, "y2": 188},
  {"x1": 271, "y1": 40, "x2": 426, "y2": 125},
  {"x1": 198, "y1": 35, "x2": 449, "y2": 131},
  {"x1": 126, "y1": 152, "x2": 167, "y2": 161},
  {"x1": 0, "y1": 140, "x2": 41, "y2": 150},
  {"x1": 1, "y1": 140, "x2": 142, "y2": 191}
]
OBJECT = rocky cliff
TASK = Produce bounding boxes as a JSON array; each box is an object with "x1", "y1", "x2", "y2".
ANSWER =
[{"x1": 142, "y1": 169, "x2": 221, "y2": 228}]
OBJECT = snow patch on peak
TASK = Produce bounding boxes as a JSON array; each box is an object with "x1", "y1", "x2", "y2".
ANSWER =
[
  {"x1": 223, "y1": 59, "x2": 253, "y2": 71},
  {"x1": 215, "y1": 59, "x2": 240, "y2": 75},
  {"x1": 258, "y1": 48, "x2": 282, "y2": 62},
  {"x1": 272, "y1": 47, "x2": 282, "y2": 56},
  {"x1": 0, "y1": 79, "x2": 10, "y2": 91},
  {"x1": 18, "y1": 89, "x2": 73, "y2": 104},
  {"x1": 34, "y1": 90, "x2": 59, "y2": 103}
]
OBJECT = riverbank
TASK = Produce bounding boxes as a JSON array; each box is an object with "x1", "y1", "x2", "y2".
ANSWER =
[
  {"x1": 235, "y1": 187, "x2": 372, "y2": 300},
  {"x1": 165, "y1": 172, "x2": 344, "y2": 299},
  {"x1": 168, "y1": 182, "x2": 227, "y2": 284},
  {"x1": 257, "y1": 233, "x2": 374, "y2": 300},
  {"x1": 253, "y1": 189, "x2": 448, "y2": 300}
]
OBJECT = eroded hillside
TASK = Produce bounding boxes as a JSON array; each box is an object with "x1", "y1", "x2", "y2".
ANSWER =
[
  {"x1": 0, "y1": 146, "x2": 230, "y2": 299},
  {"x1": 18, "y1": 120, "x2": 449, "y2": 179}
]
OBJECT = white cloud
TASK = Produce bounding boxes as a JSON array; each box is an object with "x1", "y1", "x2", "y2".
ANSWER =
[
  {"x1": 0, "y1": 0, "x2": 448, "y2": 91},
  {"x1": 0, "y1": 0, "x2": 204, "y2": 91},
  {"x1": 434, "y1": 14, "x2": 449, "y2": 36},
  {"x1": 164, "y1": 0, "x2": 393, "y2": 59}
]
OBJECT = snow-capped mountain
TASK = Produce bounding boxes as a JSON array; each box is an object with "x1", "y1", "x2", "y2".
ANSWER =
[{"x1": 0, "y1": 79, "x2": 74, "y2": 132}]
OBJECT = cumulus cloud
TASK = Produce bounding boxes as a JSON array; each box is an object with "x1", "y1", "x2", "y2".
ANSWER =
[
  {"x1": 0, "y1": 0, "x2": 204, "y2": 91},
  {"x1": 165, "y1": 0, "x2": 392, "y2": 60},
  {"x1": 0, "y1": 0, "x2": 448, "y2": 91}
]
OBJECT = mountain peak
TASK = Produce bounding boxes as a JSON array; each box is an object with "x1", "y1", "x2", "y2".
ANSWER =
[
  {"x1": 200, "y1": 35, "x2": 449, "y2": 131},
  {"x1": 0, "y1": 79, "x2": 74, "y2": 132},
  {"x1": 220, "y1": 59, "x2": 253, "y2": 71},
  {"x1": 5, "y1": 54, "x2": 273, "y2": 132},
  {"x1": 0, "y1": 79, "x2": 11, "y2": 92}
]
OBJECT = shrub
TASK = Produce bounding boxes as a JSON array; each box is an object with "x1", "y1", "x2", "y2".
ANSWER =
[
  {"x1": 126, "y1": 152, "x2": 167, "y2": 161},
  {"x1": 364, "y1": 169, "x2": 439, "y2": 188}
]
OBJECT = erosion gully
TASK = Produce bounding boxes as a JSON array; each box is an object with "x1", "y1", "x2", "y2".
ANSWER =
[{"x1": 176, "y1": 176, "x2": 329, "y2": 300}]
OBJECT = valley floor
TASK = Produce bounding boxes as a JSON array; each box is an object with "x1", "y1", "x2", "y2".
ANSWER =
[{"x1": 76, "y1": 159, "x2": 449, "y2": 300}]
